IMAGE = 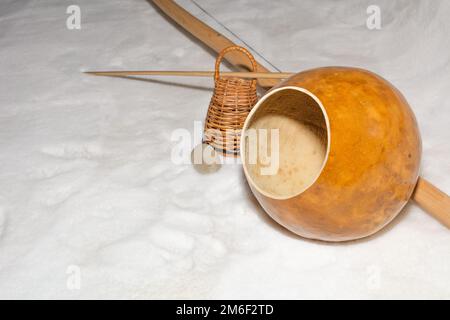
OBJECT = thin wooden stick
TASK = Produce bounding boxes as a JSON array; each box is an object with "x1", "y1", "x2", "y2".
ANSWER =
[{"x1": 84, "y1": 70, "x2": 294, "y2": 79}]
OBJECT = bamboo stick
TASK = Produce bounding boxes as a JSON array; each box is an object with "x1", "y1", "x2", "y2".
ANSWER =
[{"x1": 84, "y1": 70, "x2": 294, "y2": 79}]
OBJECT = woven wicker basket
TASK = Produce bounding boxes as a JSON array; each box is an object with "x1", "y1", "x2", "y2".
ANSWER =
[{"x1": 204, "y1": 46, "x2": 258, "y2": 156}]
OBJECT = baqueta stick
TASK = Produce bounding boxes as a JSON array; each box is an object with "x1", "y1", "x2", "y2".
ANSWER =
[{"x1": 84, "y1": 70, "x2": 294, "y2": 79}]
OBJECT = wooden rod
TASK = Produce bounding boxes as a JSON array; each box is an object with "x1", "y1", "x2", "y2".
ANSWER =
[
  {"x1": 84, "y1": 70, "x2": 294, "y2": 79},
  {"x1": 151, "y1": 0, "x2": 279, "y2": 88},
  {"x1": 412, "y1": 177, "x2": 450, "y2": 228}
]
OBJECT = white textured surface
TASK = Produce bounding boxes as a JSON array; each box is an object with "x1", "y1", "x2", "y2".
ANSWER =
[{"x1": 0, "y1": 0, "x2": 449, "y2": 299}]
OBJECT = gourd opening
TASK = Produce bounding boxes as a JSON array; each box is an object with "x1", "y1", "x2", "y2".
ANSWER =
[{"x1": 241, "y1": 87, "x2": 330, "y2": 199}]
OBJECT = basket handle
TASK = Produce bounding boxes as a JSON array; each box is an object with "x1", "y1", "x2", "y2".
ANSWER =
[{"x1": 214, "y1": 46, "x2": 258, "y2": 81}]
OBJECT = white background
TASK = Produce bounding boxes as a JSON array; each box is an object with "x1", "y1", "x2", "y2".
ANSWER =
[{"x1": 0, "y1": 0, "x2": 448, "y2": 299}]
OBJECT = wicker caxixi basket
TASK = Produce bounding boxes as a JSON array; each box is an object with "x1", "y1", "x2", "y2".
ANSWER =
[{"x1": 204, "y1": 46, "x2": 258, "y2": 156}]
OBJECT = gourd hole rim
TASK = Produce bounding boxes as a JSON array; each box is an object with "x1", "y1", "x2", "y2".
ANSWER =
[{"x1": 240, "y1": 86, "x2": 331, "y2": 200}]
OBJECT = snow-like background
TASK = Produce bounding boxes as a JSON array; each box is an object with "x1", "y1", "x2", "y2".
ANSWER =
[{"x1": 0, "y1": 0, "x2": 449, "y2": 299}]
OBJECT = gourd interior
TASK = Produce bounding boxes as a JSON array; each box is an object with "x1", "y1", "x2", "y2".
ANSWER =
[{"x1": 243, "y1": 87, "x2": 329, "y2": 199}]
